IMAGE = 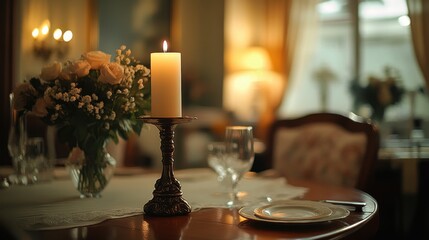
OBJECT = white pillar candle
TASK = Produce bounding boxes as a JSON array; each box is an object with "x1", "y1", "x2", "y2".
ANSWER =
[{"x1": 150, "y1": 41, "x2": 182, "y2": 117}]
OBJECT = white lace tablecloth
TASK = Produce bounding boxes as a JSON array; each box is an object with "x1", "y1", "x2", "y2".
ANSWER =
[{"x1": 0, "y1": 168, "x2": 307, "y2": 230}]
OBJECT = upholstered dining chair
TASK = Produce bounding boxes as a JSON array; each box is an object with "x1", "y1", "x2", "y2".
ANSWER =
[{"x1": 264, "y1": 112, "x2": 380, "y2": 191}]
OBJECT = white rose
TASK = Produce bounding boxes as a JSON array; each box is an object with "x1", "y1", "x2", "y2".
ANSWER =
[
  {"x1": 82, "y1": 51, "x2": 111, "y2": 69},
  {"x1": 40, "y1": 61, "x2": 62, "y2": 81},
  {"x1": 12, "y1": 83, "x2": 38, "y2": 111},
  {"x1": 31, "y1": 98, "x2": 48, "y2": 117},
  {"x1": 98, "y1": 63, "x2": 124, "y2": 85},
  {"x1": 71, "y1": 60, "x2": 91, "y2": 77}
]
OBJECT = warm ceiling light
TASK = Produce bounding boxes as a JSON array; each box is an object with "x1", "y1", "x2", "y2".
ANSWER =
[{"x1": 398, "y1": 15, "x2": 410, "y2": 27}]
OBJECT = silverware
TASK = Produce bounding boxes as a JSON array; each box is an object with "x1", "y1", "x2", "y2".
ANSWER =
[{"x1": 321, "y1": 200, "x2": 366, "y2": 212}]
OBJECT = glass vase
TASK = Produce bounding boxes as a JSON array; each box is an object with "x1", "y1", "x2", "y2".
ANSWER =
[
  {"x1": 7, "y1": 93, "x2": 37, "y2": 185},
  {"x1": 66, "y1": 144, "x2": 116, "y2": 198}
]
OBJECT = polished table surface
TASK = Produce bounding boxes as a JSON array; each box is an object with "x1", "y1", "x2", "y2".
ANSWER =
[{"x1": 24, "y1": 178, "x2": 379, "y2": 240}]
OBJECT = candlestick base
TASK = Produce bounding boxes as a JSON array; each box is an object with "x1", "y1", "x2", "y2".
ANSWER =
[{"x1": 138, "y1": 116, "x2": 197, "y2": 216}]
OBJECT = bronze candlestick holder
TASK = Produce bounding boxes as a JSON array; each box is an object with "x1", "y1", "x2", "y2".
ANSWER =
[{"x1": 138, "y1": 116, "x2": 197, "y2": 216}]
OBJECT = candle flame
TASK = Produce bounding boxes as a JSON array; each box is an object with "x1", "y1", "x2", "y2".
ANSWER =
[{"x1": 163, "y1": 40, "x2": 168, "y2": 52}]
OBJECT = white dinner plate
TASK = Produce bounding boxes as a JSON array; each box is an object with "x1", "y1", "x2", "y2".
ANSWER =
[
  {"x1": 239, "y1": 200, "x2": 350, "y2": 224},
  {"x1": 253, "y1": 200, "x2": 333, "y2": 221}
]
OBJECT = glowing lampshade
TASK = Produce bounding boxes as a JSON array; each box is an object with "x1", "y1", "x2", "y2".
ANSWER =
[{"x1": 238, "y1": 47, "x2": 272, "y2": 71}]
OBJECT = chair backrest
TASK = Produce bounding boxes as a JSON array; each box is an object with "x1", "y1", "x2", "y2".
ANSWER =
[{"x1": 264, "y1": 112, "x2": 380, "y2": 190}]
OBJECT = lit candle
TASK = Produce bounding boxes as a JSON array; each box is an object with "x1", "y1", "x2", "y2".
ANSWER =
[{"x1": 150, "y1": 40, "x2": 182, "y2": 117}]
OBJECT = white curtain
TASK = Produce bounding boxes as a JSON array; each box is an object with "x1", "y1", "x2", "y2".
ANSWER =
[
  {"x1": 259, "y1": 0, "x2": 319, "y2": 141},
  {"x1": 224, "y1": 0, "x2": 319, "y2": 142}
]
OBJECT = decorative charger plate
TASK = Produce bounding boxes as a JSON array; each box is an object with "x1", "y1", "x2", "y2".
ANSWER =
[
  {"x1": 253, "y1": 200, "x2": 333, "y2": 221},
  {"x1": 239, "y1": 200, "x2": 350, "y2": 224}
]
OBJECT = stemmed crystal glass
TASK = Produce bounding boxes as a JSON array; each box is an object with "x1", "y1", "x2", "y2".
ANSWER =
[
  {"x1": 223, "y1": 126, "x2": 254, "y2": 207},
  {"x1": 207, "y1": 142, "x2": 227, "y2": 184}
]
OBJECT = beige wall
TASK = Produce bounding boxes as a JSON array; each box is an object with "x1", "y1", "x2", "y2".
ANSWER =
[
  {"x1": 173, "y1": 0, "x2": 224, "y2": 107},
  {"x1": 15, "y1": 0, "x2": 95, "y2": 85}
]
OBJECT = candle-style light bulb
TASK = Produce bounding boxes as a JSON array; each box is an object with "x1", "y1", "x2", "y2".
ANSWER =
[
  {"x1": 41, "y1": 25, "x2": 49, "y2": 35},
  {"x1": 32, "y1": 28, "x2": 39, "y2": 39},
  {"x1": 39, "y1": 20, "x2": 50, "y2": 40},
  {"x1": 163, "y1": 40, "x2": 168, "y2": 53},
  {"x1": 63, "y1": 30, "x2": 73, "y2": 42},
  {"x1": 53, "y1": 29, "x2": 62, "y2": 41}
]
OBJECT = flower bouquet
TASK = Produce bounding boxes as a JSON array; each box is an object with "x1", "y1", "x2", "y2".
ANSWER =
[
  {"x1": 350, "y1": 66, "x2": 404, "y2": 121},
  {"x1": 12, "y1": 45, "x2": 151, "y2": 197}
]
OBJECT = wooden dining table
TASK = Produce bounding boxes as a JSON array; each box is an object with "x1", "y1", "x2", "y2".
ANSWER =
[
  {"x1": 13, "y1": 175, "x2": 378, "y2": 240},
  {"x1": 0, "y1": 168, "x2": 379, "y2": 240}
]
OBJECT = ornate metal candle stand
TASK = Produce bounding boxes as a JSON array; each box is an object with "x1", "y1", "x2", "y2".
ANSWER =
[{"x1": 138, "y1": 116, "x2": 197, "y2": 216}]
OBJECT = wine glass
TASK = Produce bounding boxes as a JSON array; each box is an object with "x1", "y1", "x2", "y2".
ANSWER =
[
  {"x1": 224, "y1": 126, "x2": 254, "y2": 207},
  {"x1": 207, "y1": 141, "x2": 233, "y2": 196},
  {"x1": 207, "y1": 142, "x2": 227, "y2": 181}
]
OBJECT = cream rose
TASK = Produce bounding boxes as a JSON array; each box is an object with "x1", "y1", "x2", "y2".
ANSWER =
[
  {"x1": 82, "y1": 51, "x2": 111, "y2": 69},
  {"x1": 12, "y1": 83, "x2": 38, "y2": 111},
  {"x1": 43, "y1": 94, "x2": 54, "y2": 108},
  {"x1": 67, "y1": 147, "x2": 85, "y2": 165},
  {"x1": 98, "y1": 63, "x2": 124, "y2": 85},
  {"x1": 40, "y1": 61, "x2": 62, "y2": 81},
  {"x1": 71, "y1": 60, "x2": 91, "y2": 77},
  {"x1": 31, "y1": 98, "x2": 48, "y2": 117},
  {"x1": 60, "y1": 64, "x2": 73, "y2": 80}
]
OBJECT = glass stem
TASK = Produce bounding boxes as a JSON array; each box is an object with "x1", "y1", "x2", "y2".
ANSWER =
[{"x1": 228, "y1": 178, "x2": 238, "y2": 207}]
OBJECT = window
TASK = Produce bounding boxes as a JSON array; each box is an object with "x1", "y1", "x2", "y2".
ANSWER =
[{"x1": 279, "y1": 0, "x2": 427, "y2": 127}]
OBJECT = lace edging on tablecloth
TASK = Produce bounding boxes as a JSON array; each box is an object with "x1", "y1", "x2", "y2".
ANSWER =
[{"x1": 17, "y1": 208, "x2": 143, "y2": 230}]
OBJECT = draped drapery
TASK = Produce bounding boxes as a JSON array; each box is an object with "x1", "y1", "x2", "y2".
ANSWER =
[
  {"x1": 224, "y1": 0, "x2": 318, "y2": 142},
  {"x1": 407, "y1": 0, "x2": 429, "y2": 90},
  {"x1": 256, "y1": 0, "x2": 319, "y2": 142},
  {"x1": 0, "y1": 0, "x2": 16, "y2": 165}
]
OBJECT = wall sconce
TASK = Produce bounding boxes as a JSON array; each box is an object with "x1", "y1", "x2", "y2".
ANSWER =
[{"x1": 32, "y1": 20, "x2": 73, "y2": 61}]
